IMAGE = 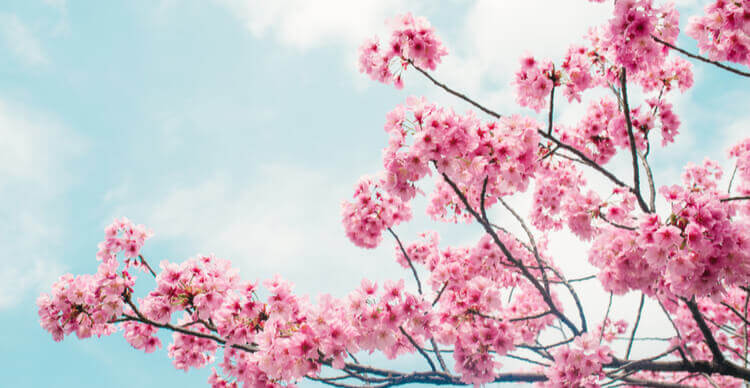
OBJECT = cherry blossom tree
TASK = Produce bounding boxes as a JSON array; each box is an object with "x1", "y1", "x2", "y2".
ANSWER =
[{"x1": 37, "y1": 1, "x2": 750, "y2": 387}]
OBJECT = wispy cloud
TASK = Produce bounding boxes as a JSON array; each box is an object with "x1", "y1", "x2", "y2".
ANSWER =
[
  {"x1": 0, "y1": 13, "x2": 48, "y2": 66},
  {"x1": 215, "y1": 0, "x2": 421, "y2": 51},
  {"x1": 0, "y1": 99, "x2": 83, "y2": 309},
  {"x1": 111, "y1": 164, "x2": 403, "y2": 297}
]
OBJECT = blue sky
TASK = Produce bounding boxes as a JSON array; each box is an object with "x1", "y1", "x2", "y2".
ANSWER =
[{"x1": 1, "y1": 1, "x2": 749, "y2": 387}]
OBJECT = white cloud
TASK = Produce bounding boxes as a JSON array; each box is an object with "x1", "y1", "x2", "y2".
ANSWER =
[
  {"x1": 113, "y1": 164, "x2": 406, "y2": 297},
  {"x1": 0, "y1": 99, "x2": 83, "y2": 309},
  {"x1": 0, "y1": 100, "x2": 81, "y2": 184},
  {"x1": 215, "y1": 0, "x2": 421, "y2": 51},
  {"x1": 0, "y1": 13, "x2": 48, "y2": 66}
]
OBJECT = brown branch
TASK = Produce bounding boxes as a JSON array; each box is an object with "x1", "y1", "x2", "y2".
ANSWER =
[
  {"x1": 566, "y1": 275, "x2": 597, "y2": 283},
  {"x1": 387, "y1": 227, "x2": 423, "y2": 295},
  {"x1": 440, "y1": 171, "x2": 580, "y2": 336},
  {"x1": 547, "y1": 71, "x2": 556, "y2": 135},
  {"x1": 619, "y1": 377, "x2": 697, "y2": 388},
  {"x1": 620, "y1": 68, "x2": 650, "y2": 213},
  {"x1": 598, "y1": 213, "x2": 637, "y2": 231},
  {"x1": 626, "y1": 293, "x2": 646, "y2": 359},
  {"x1": 408, "y1": 61, "x2": 502, "y2": 119},
  {"x1": 652, "y1": 35, "x2": 750, "y2": 78},
  {"x1": 722, "y1": 196, "x2": 750, "y2": 202},
  {"x1": 504, "y1": 353, "x2": 551, "y2": 367},
  {"x1": 607, "y1": 357, "x2": 750, "y2": 382},
  {"x1": 429, "y1": 338, "x2": 448, "y2": 372},
  {"x1": 498, "y1": 197, "x2": 550, "y2": 292},
  {"x1": 684, "y1": 298, "x2": 725, "y2": 365},
  {"x1": 138, "y1": 254, "x2": 157, "y2": 278},
  {"x1": 637, "y1": 147, "x2": 656, "y2": 212},
  {"x1": 728, "y1": 165, "x2": 738, "y2": 194},
  {"x1": 721, "y1": 302, "x2": 750, "y2": 327},
  {"x1": 521, "y1": 337, "x2": 576, "y2": 351},
  {"x1": 538, "y1": 130, "x2": 630, "y2": 189},
  {"x1": 432, "y1": 281, "x2": 448, "y2": 306},
  {"x1": 601, "y1": 292, "x2": 614, "y2": 344},
  {"x1": 399, "y1": 326, "x2": 436, "y2": 372},
  {"x1": 657, "y1": 298, "x2": 691, "y2": 363}
]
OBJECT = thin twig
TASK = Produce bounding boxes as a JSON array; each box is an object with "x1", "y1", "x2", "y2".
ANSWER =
[
  {"x1": 440, "y1": 171, "x2": 580, "y2": 336},
  {"x1": 721, "y1": 302, "x2": 750, "y2": 327},
  {"x1": 399, "y1": 326, "x2": 436, "y2": 372},
  {"x1": 387, "y1": 228, "x2": 422, "y2": 295},
  {"x1": 729, "y1": 165, "x2": 738, "y2": 194},
  {"x1": 498, "y1": 197, "x2": 550, "y2": 292},
  {"x1": 538, "y1": 130, "x2": 630, "y2": 189},
  {"x1": 567, "y1": 275, "x2": 597, "y2": 283},
  {"x1": 138, "y1": 254, "x2": 157, "y2": 278},
  {"x1": 601, "y1": 292, "x2": 614, "y2": 344},
  {"x1": 429, "y1": 338, "x2": 448, "y2": 372},
  {"x1": 598, "y1": 213, "x2": 637, "y2": 231},
  {"x1": 504, "y1": 353, "x2": 551, "y2": 367},
  {"x1": 637, "y1": 147, "x2": 656, "y2": 212},
  {"x1": 658, "y1": 298, "x2": 691, "y2": 363},
  {"x1": 409, "y1": 61, "x2": 502, "y2": 119},
  {"x1": 432, "y1": 281, "x2": 448, "y2": 306},
  {"x1": 626, "y1": 293, "x2": 646, "y2": 359}
]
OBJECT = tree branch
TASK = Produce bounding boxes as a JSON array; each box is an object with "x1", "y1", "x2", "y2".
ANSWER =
[
  {"x1": 408, "y1": 61, "x2": 502, "y2": 119},
  {"x1": 538, "y1": 130, "x2": 630, "y2": 189},
  {"x1": 440, "y1": 171, "x2": 581, "y2": 336},
  {"x1": 547, "y1": 71, "x2": 556, "y2": 135},
  {"x1": 620, "y1": 68, "x2": 650, "y2": 213},
  {"x1": 651, "y1": 35, "x2": 750, "y2": 78},
  {"x1": 626, "y1": 293, "x2": 646, "y2": 359},
  {"x1": 138, "y1": 254, "x2": 157, "y2": 278},
  {"x1": 722, "y1": 196, "x2": 750, "y2": 203},
  {"x1": 399, "y1": 326, "x2": 436, "y2": 372},
  {"x1": 388, "y1": 227, "x2": 423, "y2": 295}
]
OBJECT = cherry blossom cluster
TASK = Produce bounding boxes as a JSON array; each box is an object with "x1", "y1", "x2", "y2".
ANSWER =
[
  {"x1": 96, "y1": 217, "x2": 152, "y2": 267},
  {"x1": 603, "y1": 0, "x2": 680, "y2": 75},
  {"x1": 401, "y1": 232, "x2": 558, "y2": 385},
  {"x1": 37, "y1": 258, "x2": 132, "y2": 342},
  {"x1": 560, "y1": 45, "x2": 599, "y2": 102},
  {"x1": 138, "y1": 255, "x2": 240, "y2": 324},
  {"x1": 638, "y1": 56, "x2": 694, "y2": 93},
  {"x1": 514, "y1": 44, "x2": 608, "y2": 111},
  {"x1": 375, "y1": 96, "x2": 539, "y2": 227},
  {"x1": 170, "y1": 314, "x2": 220, "y2": 371},
  {"x1": 206, "y1": 276, "x2": 439, "y2": 385},
  {"x1": 514, "y1": 55, "x2": 557, "y2": 112},
  {"x1": 48, "y1": 210, "x2": 569, "y2": 386},
  {"x1": 514, "y1": 8, "x2": 691, "y2": 121},
  {"x1": 552, "y1": 95, "x2": 681, "y2": 173},
  {"x1": 687, "y1": 0, "x2": 750, "y2": 68},
  {"x1": 359, "y1": 13, "x2": 447, "y2": 88},
  {"x1": 531, "y1": 159, "x2": 602, "y2": 240},
  {"x1": 37, "y1": 219, "x2": 149, "y2": 343},
  {"x1": 540, "y1": 333, "x2": 612, "y2": 387},
  {"x1": 341, "y1": 177, "x2": 411, "y2": 248},
  {"x1": 122, "y1": 319, "x2": 162, "y2": 353},
  {"x1": 589, "y1": 157, "x2": 750, "y2": 298}
]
